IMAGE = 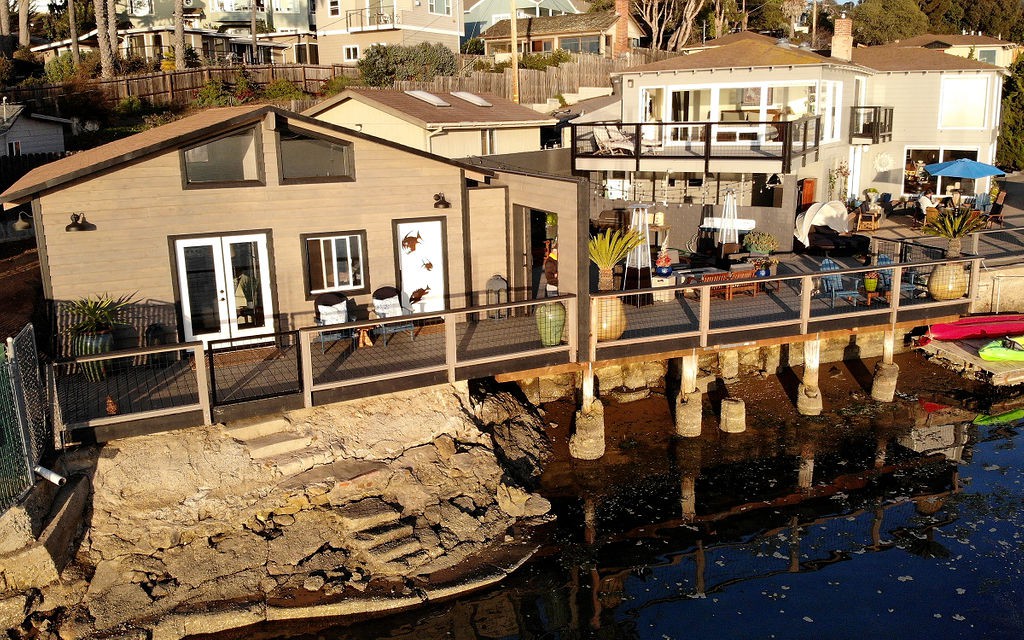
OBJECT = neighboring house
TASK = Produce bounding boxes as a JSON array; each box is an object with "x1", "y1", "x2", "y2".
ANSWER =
[
  {"x1": 885, "y1": 33, "x2": 1020, "y2": 69},
  {"x1": 125, "y1": 0, "x2": 315, "y2": 35},
  {"x1": 479, "y1": 11, "x2": 641, "y2": 57},
  {"x1": 0, "y1": 104, "x2": 70, "y2": 157},
  {"x1": 463, "y1": 0, "x2": 580, "y2": 41},
  {"x1": 314, "y1": 0, "x2": 464, "y2": 66},
  {"x1": 568, "y1": 19, "x2": 1006, "y2": 250},
  {"x1": 303, "y1": 88, "x2": 557, "y2": 157}
]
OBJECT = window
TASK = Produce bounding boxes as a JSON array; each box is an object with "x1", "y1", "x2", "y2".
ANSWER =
[
  {"x1": 328, "y1": 0, "x2": 339, "y2": 16},
  {"x1": 303, "y1": 232, "x2": 367, "y2": 295},
  {"x1": 903, "y1": 148, "x2": 979, "y2": 195},
  {"x1": 428, "y1": 0, "x2": 451, "y2": 15},
  {"x1": 978, "y1": 49, "x2": 997, "y2": 64},
  {"x1": 343, "y1": 45, "x2": 359, "y2": 61},
  {"x1": 940, "y1": 76, "x2": 988, "y2": 129},
  {"x1": 559, "y1": 35, "x2": 600, "y2": 54},
  {"x1": 7, "y1": 141, "x2": 21, "y2": 156},
  {"x1": 182, "y1": 127, "x2": 262, "y2": 186},
  {"x1": 278, "y1": 124, "x2": 354, "y2": 182}
]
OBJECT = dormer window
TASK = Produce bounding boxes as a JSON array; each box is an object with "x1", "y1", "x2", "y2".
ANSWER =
[
  {"x1": 182, "y1": 127, "x2": 264, "y2": 187},
  {"x1": 277, "y1": 124, "x2": 355, "y2": 183}
]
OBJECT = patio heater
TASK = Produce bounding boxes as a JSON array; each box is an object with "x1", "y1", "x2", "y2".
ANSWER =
[{"x1": 622, "y1": 204, "x2": 653, "y2": 301}]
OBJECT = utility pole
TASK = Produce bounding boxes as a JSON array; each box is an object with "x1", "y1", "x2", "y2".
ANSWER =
[
  {"x1": 812, "y1": 0, "x2": 818, "y2": 47},
  {"x1": 509, "y1": 0, "x2": 519, "y2": 103}
]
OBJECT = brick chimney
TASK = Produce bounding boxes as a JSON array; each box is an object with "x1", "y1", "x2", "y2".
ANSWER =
[
  {"x1": 831, "y1": 13, "x2": 853, "y2": 61},
  {"x1": 614, "y1": 0, "x2": 629, "y2": 56}
]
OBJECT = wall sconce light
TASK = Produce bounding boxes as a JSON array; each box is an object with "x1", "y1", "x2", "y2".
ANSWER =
[
  {"x1": 13, "y1": 211, "x2": 32, "y2": 231},
  {"x1": 766, "y1": 173, "x2": 783, "y2": 188},
  {"x1": 433, "y1": 193, "x2": 451, "y2": 209},
  {"x1": 627, "y1": 79, "x2": 634, "y2": 88},
  {"x1": 65, "y1": 212, "x2": 96, "y2": 232}
]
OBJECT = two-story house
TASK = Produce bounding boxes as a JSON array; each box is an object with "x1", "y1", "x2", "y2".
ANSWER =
[
  {"x1": 314, "y1": 0, "x2": 464, "y2": 66},
  {"x1": 463, "y1": 0, "x2": 582, "y2": 41},
  {"x1": 884, "y1": 33, "x2": 1020, "y2": 69},
  {"x1": 479, "y1": 11, "x2": 641, "y2": 58}
]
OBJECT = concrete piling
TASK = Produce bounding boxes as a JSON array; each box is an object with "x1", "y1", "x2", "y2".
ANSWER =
[
  {"x1": 719, "y1": 349, "x2": 739, "y2": 380},
  {"x1": 797, "y1": 338, "x2": 823, "y2": 416},
  {"x1": 570, "y1": 363, "x2": 605, "y2": 460},
  {"x1": 871, "y1": 330, "x2": 899, "y2": 402},
  {"x1": 719, "y1": 398, "x2": 746, "y2": 433},
  {"x1": 675, "y1": 354, "x2": 702, "y2": 437}
]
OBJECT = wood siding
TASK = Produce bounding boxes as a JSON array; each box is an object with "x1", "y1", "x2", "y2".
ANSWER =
[
  {"x1": 0, "y1": 118, "x2": 66, "y2": 156},
  {"x1": 466, "y1": 186, "x2": 508, "y2": 302}
]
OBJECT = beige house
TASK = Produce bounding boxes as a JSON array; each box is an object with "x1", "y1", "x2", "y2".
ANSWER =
[
  {"x1": 884, "y1": 33, "x2": 1020, "y2": 69},
  {"x1": 314, "y1": 0, "x2": 464, "y2": 66},
  {"x1": 304, "y1": 88, "x2": 556, "y2": 157},
  {"x1": 480, "y1": 11, "x2": 642, "y2": 58}
]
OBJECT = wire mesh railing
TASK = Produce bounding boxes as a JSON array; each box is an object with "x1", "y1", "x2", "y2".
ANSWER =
[
  {"x1": 1, "y1": 342, "x2": 33, "y2": 513},
  {"x1": 208, "y1": 332, "x2": 301, "y2": 406},
  {"x1": 1, "y1": 324, "x2": 50, "y2": 513}
]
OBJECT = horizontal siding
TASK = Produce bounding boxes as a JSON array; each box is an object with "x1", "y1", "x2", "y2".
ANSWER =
[
  {"x1": 313, "y1": 101, "x2": 427, "y2": 150},
  {"x1": 467, "y1": 186, "x2": 508, "y2": 303}
]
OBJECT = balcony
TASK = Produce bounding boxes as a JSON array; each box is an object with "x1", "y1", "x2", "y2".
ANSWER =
[
  {"x1": 572, "y1": 116, "x2": 822, "y2": 175},
  {"x1": 345, "y1": 5, "x2": 397, "y2": 32},
  {"x1": 849, "y1": 106, "x2": 894, "y2": 144}
]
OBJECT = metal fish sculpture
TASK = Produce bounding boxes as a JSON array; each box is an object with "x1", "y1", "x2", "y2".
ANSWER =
[
  {"x1": 409, "y1": 286, "x2": 431, "y2": 305},
  {"x1": 421, "y1": 258, "x2": 433, "y2": 271},
  {"x1": 402, "y1": 232, "x2": 423, "y2": 253}
]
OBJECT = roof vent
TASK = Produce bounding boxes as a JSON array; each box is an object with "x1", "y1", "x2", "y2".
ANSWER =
[
  {"x1": 451, "y1": 91, "x2": 492, "y2": 107},
  {"x1": 404, "y1": 90, "x2": 451, "y2": 107}
]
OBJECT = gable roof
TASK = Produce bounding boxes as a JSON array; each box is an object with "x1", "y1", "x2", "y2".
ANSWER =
[
  {"x1": 304, "y1": 88, "x2": 556, "y2": 128},
  {"x1": 0, "y1": 105, "x2": 73, "y2": 135},
  {"x1": 480, "y1": 12, "x2": 617, "y2": 39},
  {"x1": 625, "y1": 38, "x2": 837, "y2": 73},
  {"x1": 685, "y1": 30, "x2": 779, "y2": 50},
  {"x1": 1, "y1": 105, "x2": 493, "y2": 203},
  {"x1": 887, "y1": 33, "x2": 1017, "y2": 49},
  {"x1": 851, "y1": 45, "x2": 1004, "y2": 72}
]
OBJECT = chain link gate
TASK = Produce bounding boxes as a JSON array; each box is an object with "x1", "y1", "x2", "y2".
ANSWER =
[{"x1": 0, "y1": 324, "x2": 50, "y2": 513}]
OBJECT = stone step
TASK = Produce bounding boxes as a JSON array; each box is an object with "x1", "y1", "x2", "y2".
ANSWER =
[
  {"x1": 337, "y1": 497, "x2": 401, "y2": 532},
  {"x1": 353, "y1": 522, "x2": 414, "y2": 550},
  {"x1": 225, "y1": 416, "x2": 291, "y2": 441},
  {"x1": 272, "y1": 450, "x2": 328, "y2": 477},
  {"x1": 366, "y1": 537, "x2": 422, "y2": 564},
  {"x1": 245, "y1": 432, "x2": 310, "y2": 460},
  {"x1": 392, "y1": 549, "x2": 432, "y2": 569}
]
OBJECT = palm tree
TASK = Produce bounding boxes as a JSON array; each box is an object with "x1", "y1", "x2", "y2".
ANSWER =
[
  {"x1": 921, "y1": 208, "x2": 988, "y2": 257},
  {"x1": 173, "y1": 0, "x2": 185, "y2": 70},
  {"x1": 1, "y1": 1, "x2": 10, "y2": 37},
  {"x1": 588, "y1": 229, "x2": 642, "y2": 291},
  {"x1": 17, "y1": 0, "x2": 28, "y2": 46},
  {"x1": 68, "y1": 0, "x2": 80, "y2": 66},
  {"x1": 93, "y1": 0, "x2": 113, "y2": 78}
]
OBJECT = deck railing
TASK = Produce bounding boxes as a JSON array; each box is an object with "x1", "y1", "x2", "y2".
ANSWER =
[
  {"x1": 345, "y1": 4, "x2": 397, "y2": 31},
  {"x1": 849, "y1": 106, "x2": 895, "y2": 144}
]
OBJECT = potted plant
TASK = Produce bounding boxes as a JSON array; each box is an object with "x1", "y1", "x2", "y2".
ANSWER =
[
  {"x1": 921, "y1": 209, "x2": 988, "y2": 300},
  {"x1": 863, "y1": 270, "x2": 880, "y2": 292},
  {"x1": 742, "y1": 230, "x2": 779, "y2": 256},
  {"x1": 66, "y1": 292, "x2": 136, "y2": 381},
  {"x1": 752, "y1": 256, "x2": 777, "y2": 278},
  {"x1": 654, "y1": 232, "x2": 673, "y2": 277},
  {"x1": 864, "y1": 187, "x2": 879, "y2": 204},
  {"x1": 589, "y1": 228, "x2": 642, "y2": 341}
]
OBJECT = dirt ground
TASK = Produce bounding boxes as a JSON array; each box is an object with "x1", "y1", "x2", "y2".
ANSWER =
[{"x1": 0, "y1": 239, "x2": 42, "y2": 339}]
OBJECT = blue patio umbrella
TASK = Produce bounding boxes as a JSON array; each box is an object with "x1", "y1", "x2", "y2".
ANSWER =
[{"x1": 923, "y1": 158, "x2": 1005, "y2": 179}]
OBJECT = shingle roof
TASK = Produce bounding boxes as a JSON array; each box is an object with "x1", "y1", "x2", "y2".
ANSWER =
[
  {"x1": 306, "y1": 88, "x2": 556, "y2": 127},
  {"x1": 0, "y1": 105, "x2": 27, "y2": 135},
  {"x1": 887, "y1": 33, "x2": 1017, "y2": 49},
  {"x1": 625, "y1": 39, "x2": 835, "y2": 73},
  {"x1": 851, "y1": 45, "x2": 1004, "y2": 72},
  {"x1": 688, "y1": 30, "x2": 779, "y2": 49},
  {"x1": 480, "y1": 12, "x2": 618, "y2": 39}
]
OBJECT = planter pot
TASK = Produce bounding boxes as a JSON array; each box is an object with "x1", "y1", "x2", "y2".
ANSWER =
[
  {"x1": 536, "y1": 301, "x2": 566, "y2": 347},
  {"x1": 654, "y1": 265, "x2": 673, "y2": 277},
  {"x1": 864, "y1": 278, "x2": 878, "y2": 292},
  {"x1": 595, "y1": 297, "x2": 628, "y2": 342},
  {"x1": 72, "y1": 332, "x2": 114, "y2": 382},
  {"x1": 928, "y1": 263, "x2": 968, "y2": 300},
  {"x1": 756, "y1": 268, "x2": 771, "y2": 278}
]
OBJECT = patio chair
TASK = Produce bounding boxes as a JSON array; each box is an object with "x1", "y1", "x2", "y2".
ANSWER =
[
  {"x1": 593, "y1": 127, "x2": 633, "y2": 155},
  {"x1": 727, "y1": 269, "x2": 759, "y2": 299},
  {"x1": 855, "y1": 202, "x2": 880, "y2": 232},
  {"x1": 876, "y1": 254, "x2": 921, "y2": 300},
  {"x1": 818, "y1": 258, "x2": 861, "y2": 308},
  {"x1": 314, "y1": 293, "x2": 355, "y2": 353},
  {"x1": 371, "y1": 286, "x2": 416, "y2": 345}
]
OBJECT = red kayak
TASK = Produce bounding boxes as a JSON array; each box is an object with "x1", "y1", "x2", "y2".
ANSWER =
[{"x1": 923, "y1": 315, "x2": 1024, "y2": 344}]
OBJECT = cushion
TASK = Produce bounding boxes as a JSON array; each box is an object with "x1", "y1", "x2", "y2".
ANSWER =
[
  {"x1": 318, "y1": 302, "x2": 347, "y2": 325},
  {"x1": 373, "y1": 296, "x2": 402, "y2": 318}
]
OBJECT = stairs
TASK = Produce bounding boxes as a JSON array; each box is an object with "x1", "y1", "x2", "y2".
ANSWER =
[
  {"x1": 339, "y1": 498, "x2": 432, "y2": 572},
  {"x1": 224, "y1": 417, "x2": 315, "y2": 475}
]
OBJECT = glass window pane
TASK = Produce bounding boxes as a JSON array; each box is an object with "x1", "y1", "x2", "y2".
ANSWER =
[
  {"x1": 350, "y1": 240, "x2": 363, "y2": 287},
  {"x1": 183, "y1": 245, "x2": 221, "y2": 335},
  {"x1": 280, "y1": 126, "x2": 353, "y2": 180},
  {"x1": 184, "y1": 129, "x2": 259, "y2": 183},
  {"x1": 230, "y1": 241, "x2": 266, "y2": 329},
  {"x1": 334, "y1": 237, "x2": 351, "y2": 286},
  {"x1": 306, "y1": 238, "x2": 325, "y2": 291},
  {"x1": 940, "y1": 77, "x2": 987, "y2": 128},
  {"x1": 306, "y1": 233, "x2": 365, "y2": 294}
]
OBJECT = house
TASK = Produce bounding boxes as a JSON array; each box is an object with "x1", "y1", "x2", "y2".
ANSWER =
[
  {"x1": 303, "y1": 88, "x2": 557, "y2": 157},
  {"x1": 126, "y1": 0, "x2": 315, "y2": 36},
  {"x1": 884, "y1": 33, "x2": 1020, "y2": 69},
  {"x1": 568, "y1": 18, "x2": 1006, "y2": 250},
  {"x1": 463, "y1": 0, "x2": 582, "y2": 41},
  {"x1": 479, "y1": 11, "x2": 641, "y2": 58},
  {"x1": 313, "y1": 0, "x2": 464, "y2": 66},
  {"x1": 0, "y1": 104, "x2": 70, "y2": 157}
]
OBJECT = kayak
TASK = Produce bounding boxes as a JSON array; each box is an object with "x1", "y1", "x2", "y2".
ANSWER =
[
  {"x1": 973, "y1": 407, "x2": 1024, "y2": 426},
  {"x1": 978, "y1": 335, "x2": 1024, "y2": 362},
  {"x1": 924, "y1": 314, "x2": 1024, "y2": 343}
]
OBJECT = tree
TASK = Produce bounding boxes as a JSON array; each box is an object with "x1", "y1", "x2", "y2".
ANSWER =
[
  {"x1": 1, "y1": 0, "x2": 9, "y2": 37},
  {"x1": 667, "y1": 0, "x2": 707, "y2": 50},
  {"x1": 92, "y1": 0, "x2": 114, "y2": 78},
  {"x1": 18, "y1": 0, "x2": 28, "y2": 46},
  {"x1": 997, "y1": 58, "x2": 1024, "y2": 170},
  {"x1": 173, "y1": 0, "x2": 185, "y2": 70},
  {"x1": 748, "y1": 0, "x2": 787, "y2": 33},
  {"x1": 357, "y1": 43, "x2": 456, "y2": 87},
  {"x1": 851, "y1": 0, "x2": 928, "y2": 45},
  {"x1": 781, "y1": 0, "x2": 804, "y2": 39}
]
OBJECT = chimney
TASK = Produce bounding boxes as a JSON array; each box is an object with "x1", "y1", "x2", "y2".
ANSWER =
[
  {"x1": 831, "y1": 13, "x2": 853, "y2": 61},
  {"x1": 614, "y1": 0, "x2": 629, "y2": 56}
]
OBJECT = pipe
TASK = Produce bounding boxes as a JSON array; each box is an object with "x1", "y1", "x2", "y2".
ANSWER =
[{"x1": 34, "y1": 465, "x2": 66, "y2": 486}]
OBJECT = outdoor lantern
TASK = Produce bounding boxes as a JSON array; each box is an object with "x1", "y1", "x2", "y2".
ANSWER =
[
  {"x1": 13, "y1": 211, "x2": 32, "y2": 231},
  {"x1": 433, "y1": 193, "x2": 451, "y2": 208},
  {"x1": 65, "y1": 212, "x2": 96, "y2": 232},
  {"x1": 766, "y1": 173, "x2": 783, "y2": 188}
]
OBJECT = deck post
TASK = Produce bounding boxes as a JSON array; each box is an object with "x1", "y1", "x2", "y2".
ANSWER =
[
  {"x1": 871, "y1": 329, "x2": 899, "y2": 402},
  {"x1": 797, "y1": 337, "x2": 823, "y2": 416},
  {"x1": 719, "y1": 397, "x2": 746, "y2": 433},
  {"x1": 192, "y1": 343, "x2": 212, "y2": 425},
  {"x1": 675, "y1": 352, "x2": 702, "y2": 437},
  {"x1": 967, "y1": 258, "x2": 982, "y2": 314},
  {"x1": 718, "y1": 349, "x2": 739, "y2": 380},
  {"x1": 799, "y1": 275, "x2": 812, "y2": 335},
  {"x1": 445, "y1": 314, "x2": 458, "y2": 382},
  {"x1": 299, "y1": 330, "x2": 313, "y2": 409}
]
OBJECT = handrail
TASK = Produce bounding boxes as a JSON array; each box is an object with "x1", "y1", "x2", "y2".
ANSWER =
[{"x1": 56, "y1": 340, "x2": 203, "y2": 364}]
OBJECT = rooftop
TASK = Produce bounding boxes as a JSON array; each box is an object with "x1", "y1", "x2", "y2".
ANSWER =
[
  {"x1": 480, "y1": 12, "x2": 618, "y2": 39},
  {"x1": 851, "y1": 45, "x2": 1004, "y2": 72},
  {"x1": 886, "y1": 33, "x2": 1018, "y2": 49}
]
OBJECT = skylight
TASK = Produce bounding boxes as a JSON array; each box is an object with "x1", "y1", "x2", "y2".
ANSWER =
[
  {"x1": 451, "y1": 91, "x2": 492, "y2": 107},
  {"x1": 404, "y1": 90, "x2": 451, "y2": 107}
]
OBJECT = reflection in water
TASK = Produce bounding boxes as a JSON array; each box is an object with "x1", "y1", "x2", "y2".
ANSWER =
[{"x1": 214, "y1": 400, "x2": 1023, "y2": 640}]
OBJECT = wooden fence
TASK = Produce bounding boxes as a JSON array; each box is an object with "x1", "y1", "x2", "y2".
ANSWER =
[{"x1": 0, "y1": 151, "x2": 72, "y2": 192}]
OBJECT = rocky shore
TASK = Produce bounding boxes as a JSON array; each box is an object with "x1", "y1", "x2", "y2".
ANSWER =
[{"x1": 0, "y1": 382, "x2": 553, "y2": 639}]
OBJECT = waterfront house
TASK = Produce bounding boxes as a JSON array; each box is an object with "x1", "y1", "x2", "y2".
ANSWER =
[
  {"x1": 479, "y1": 11, "x2": 641, "y2": 58},
  {"x1": 303, "y1": 88, "x2": 557, "y2": 157},
  {"x1": 313, "y1": 0, "x2": 464, "y2": 66},
  {"x1": 463, "y1": 0, "x2": 582, "y2": 41},
  {"x1": 883, "y1": 33, "x2": 1020, "y2": 69}
]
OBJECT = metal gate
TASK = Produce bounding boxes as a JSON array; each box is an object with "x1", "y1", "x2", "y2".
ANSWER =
[{"x1": 1, "y1": 324, "x2": 49, "y2": 513}]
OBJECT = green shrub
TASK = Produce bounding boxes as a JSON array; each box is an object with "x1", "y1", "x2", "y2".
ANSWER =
[
  {"x1": 116, "y1": 95, "x2": 144, "y2": 115},
  {"x1": 0, "y1": 56, "x2": 13, "y2": 87},
  {"x1": 262, "y1": 78, "x2": 307, "y2": 100},
  {"x1": 45, "y1": 51, "x2": 77, "y2": 84},
  {"x1": 461, "y1": 38, "x2": 484, "y2": 55},
  {"x1": 358, "y1": 42, "x2": 457, "y2": 87},
  {"x1": 193, "y1": 79, "x2": 238, "y2": 107},
  {"x1": 519, "y1": 49, "x2": 571, "y2": 70}
]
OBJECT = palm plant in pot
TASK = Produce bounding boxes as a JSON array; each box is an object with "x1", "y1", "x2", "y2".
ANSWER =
[
  {"x1": 589, "y1": 228, "x2": 642, "y2": 341},
  {"x1": 66, "y1": 292, "x2": 136, "y2": 381},
  {"x1": 921, "y1": 209, "x2": 987, "y2": 300}
]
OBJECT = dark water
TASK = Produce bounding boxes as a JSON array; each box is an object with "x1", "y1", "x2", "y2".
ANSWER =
[{"x1": 230, "y1": 393, "x2": 1024, "y2": 640}]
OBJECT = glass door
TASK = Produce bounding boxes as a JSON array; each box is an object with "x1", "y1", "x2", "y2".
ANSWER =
[{"x1": 175, "y1": 233, "x2": 274, "y2": 345}]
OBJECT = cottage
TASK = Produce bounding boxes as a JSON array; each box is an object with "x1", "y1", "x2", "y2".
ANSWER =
[
  {"x1": 0, "y1": 104, "x2": 69, "y2": 158},
  {"x1": 479, "y1": 11, "x2": 641, "y2": 58}
]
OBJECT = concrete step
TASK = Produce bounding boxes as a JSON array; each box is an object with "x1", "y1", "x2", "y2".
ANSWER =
[
  {"x1": 337, "y1": 497, "x2": 401, "y2": 532},
  {"x1": 225, "y1": 416, "x2": 291, "y2": 441},
  {"x1": 366, "y1": 537, "x2": 422, "y2": 564},
  {"x1": 245, "y1": 432, "x2": 310, "y2": 460},
  {"x1": 353, "y1": 522, "x2": 414, "y2": 550},
  {"x1": 392, "y1": 549, "x2": 432, "y2": 569},
  {"x1": 272, "y1": 449, "x2": 330, "y2": 477}
]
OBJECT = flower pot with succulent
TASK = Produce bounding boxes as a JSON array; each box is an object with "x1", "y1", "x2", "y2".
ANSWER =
[
  {"x1": 654, "y1": 232, "x2": 673, "y2": 277},
  {"x1": 921, "y1": 209, "x2": 987, "y2": 300},
  {"x1": 742, "y1": 230, "x2": 779, "y2": 256},
  {"x1": 752, "y1": 257, "x2": 777, "y2": 278},
  {"x1": 863, "y1": 270, "x2": 880, "y2": 292},
  {"x1": 589, "y1": 228, "x2": 642, "y2": 341},
  {"x1": 66, "y1": 293, "x2": 136, "y2": 382}
]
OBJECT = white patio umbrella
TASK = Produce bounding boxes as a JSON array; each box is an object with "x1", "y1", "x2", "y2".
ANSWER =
[{"x1": 718, "y1": 189, "x2": 739, "y2": 245}]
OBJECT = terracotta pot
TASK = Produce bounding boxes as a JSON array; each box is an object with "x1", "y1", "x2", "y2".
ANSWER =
[
  {"x1": 928, "y1": 263, "x2": 968, "y2": 300},
  {"x1": 594, "y1": 297, "x2": 627, "y2": 341}
]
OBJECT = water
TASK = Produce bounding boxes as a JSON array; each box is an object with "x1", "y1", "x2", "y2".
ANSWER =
[{"x1": 214, "y1": 371, "x2": 1024, "y2": 640}]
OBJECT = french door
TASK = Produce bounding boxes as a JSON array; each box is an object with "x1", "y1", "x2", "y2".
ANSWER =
[{"x1": 174, "y1": 233, "x2": 275, "y2": 345}]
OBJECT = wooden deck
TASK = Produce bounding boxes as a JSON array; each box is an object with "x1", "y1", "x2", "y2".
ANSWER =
[{"x1": 918, "y1": 338, "x2": 1024, "y2": 386}]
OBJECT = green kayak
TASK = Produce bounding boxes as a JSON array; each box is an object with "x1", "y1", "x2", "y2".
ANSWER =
[
  {"x1": 973, "y1": 407, "x2": 1024, "y2": 426},
  {"x1": 978, "y1": 335, "x2": 1024, "y2": 362}
]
